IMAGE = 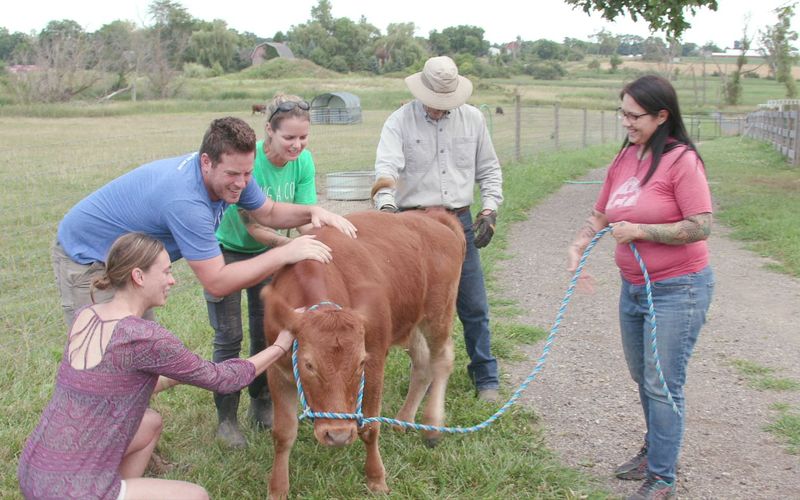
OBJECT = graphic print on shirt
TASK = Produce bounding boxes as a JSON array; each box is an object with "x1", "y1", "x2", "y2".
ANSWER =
[
  {"x1": 264, "y1": 181, "x2": 296, "y2": 202},
  {"x1": 607, "y1": 176, "x2": 642, "y2": 210}
]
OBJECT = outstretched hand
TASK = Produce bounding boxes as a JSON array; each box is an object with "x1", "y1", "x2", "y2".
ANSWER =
[
  {"x1": 283, "y1": 235, "x2": 332, "y2": 264},
  {"x1": 310, "y1": 207, "x2": 358, "y2": 238}
]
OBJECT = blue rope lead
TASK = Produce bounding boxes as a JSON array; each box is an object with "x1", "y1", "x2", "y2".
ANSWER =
[
  {"x1": 291, "y1": 226, "x2": 679, "y2": 433},
  {"x1": 629, "y1": 242, "x2": 681, "y2": 416}
]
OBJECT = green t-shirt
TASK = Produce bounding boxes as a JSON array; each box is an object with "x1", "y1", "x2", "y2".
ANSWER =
[{"x1": 215, "y1": 141, "x2": 317, "y2": 253}]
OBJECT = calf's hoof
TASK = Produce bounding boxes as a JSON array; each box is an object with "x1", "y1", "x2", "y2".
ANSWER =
[
  {"x1": 367, "y1": 478, "x2": 390, "y2": 494},
  {"x1": 424, "y1": 434, "x2": 442, "y2": 448}
]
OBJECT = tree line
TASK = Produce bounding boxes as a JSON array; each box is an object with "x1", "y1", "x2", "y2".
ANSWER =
[{"x1": 0, "y1": 0, "x2": 796, "y2": 103}]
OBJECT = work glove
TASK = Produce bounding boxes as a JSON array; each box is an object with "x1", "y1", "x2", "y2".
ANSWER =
[
  {"x1": 379, "y1": 203, "x2": 398, "y2": 213},
  {"x1": 472, "y1": 209, "x2": 497, "y2": 248}
]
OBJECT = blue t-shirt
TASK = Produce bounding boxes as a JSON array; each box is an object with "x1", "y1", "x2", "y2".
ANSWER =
[{"x1": 57, "y1": 153, "x2": 266, "y2": 264}]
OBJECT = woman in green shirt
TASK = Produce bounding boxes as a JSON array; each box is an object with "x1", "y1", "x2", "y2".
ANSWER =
[{"x1": 206, "y1": 94, "x2": 317, "y2": 447}]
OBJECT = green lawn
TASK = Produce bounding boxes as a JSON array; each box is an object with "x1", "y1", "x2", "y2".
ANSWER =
[{"x1": 1, "y1": 68, "x2": 798, "y2": 497}]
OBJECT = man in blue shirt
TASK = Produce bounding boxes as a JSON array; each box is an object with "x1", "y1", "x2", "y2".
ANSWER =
[{"x1": 54, "y1": 116, "x2": 356, "y2": 325}]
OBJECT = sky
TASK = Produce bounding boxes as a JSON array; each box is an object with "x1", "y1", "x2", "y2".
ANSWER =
[{"x1": 3, "y1": 0, "x2": 793, "y2": 49}]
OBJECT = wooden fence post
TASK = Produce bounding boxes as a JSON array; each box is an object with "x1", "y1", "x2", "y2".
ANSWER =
[
  {"x1": 554, "y1": 103, "x2": 560, "y2": 150},
  {"x1": 514, "y1": 91, "x2": 521, "y2": 163},
  {"x1": 789, "y1": 108, "x2": 800, "y2": 167},
  {"x1": 582, "y1": 108, "x2": 588, "y2": 148},
  {"x1": 600, "y1": 110, "x2": 605, "y2": 144}
]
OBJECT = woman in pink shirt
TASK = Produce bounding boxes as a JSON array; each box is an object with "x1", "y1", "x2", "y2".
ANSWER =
[
  {"x1": 18, "y1": 233, "x2": 294, "y2": 499},
  {"x1": 567, "y1": 75, "x2": 714, "y2": 500}
]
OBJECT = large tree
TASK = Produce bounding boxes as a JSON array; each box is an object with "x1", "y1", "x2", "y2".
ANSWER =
[
  {"x1": 288, "y1": 1, "x2": 379, "y2": 72},
  {"x1": 760, "y1": 3, "x2": 798, "y2": 98},
  {"x1": 12, "y1": 20, "x2": 102, "y2": 102},
  {"x1": 564, "y1": 0, "x2": 718, "y2": 40},
  {"x1": 428, "y1": 25, "x2": 489, "y2": 57}
]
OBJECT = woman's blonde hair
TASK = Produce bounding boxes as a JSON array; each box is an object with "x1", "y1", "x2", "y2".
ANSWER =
[
  {"x1": 266, "y1": 93, "x2": 310, "y2": 133},
  {"x1": 91, "y1": 233, "x2": 165, "y2": 301}
]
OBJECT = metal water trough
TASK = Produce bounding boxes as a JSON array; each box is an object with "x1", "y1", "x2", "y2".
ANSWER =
[{"x1": 326, "y1": 171, "x2": 373, "y2": 201}]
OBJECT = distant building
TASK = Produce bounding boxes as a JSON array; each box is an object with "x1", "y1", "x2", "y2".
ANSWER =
[
  {"x1": 7, "y1": 65, "x2": 40, "y2": 74},
  {"x1": 711, "y1": 48, "x2": 762, "y2": 58},
  {"x1": 250, "y1": 42, "x2": 295, "y2": 66}
]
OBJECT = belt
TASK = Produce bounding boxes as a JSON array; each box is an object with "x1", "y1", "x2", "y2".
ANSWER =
[{"x1": 399, "y1": 205, "x2": 470, "y2": 214}]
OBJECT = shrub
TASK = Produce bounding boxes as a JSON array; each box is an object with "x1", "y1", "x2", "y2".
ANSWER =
[{"x1": 525, "y1": 61, "x2": 567, "y2": 80}]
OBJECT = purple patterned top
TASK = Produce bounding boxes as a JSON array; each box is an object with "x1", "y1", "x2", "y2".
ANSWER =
[{"x1": 18, "y1": 311, "x2": 256, "y2": 499}]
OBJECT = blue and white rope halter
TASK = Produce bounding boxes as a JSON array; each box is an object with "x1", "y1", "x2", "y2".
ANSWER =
[{"x1": 291, "y1": 227, "x2": 679, "y2": 434}]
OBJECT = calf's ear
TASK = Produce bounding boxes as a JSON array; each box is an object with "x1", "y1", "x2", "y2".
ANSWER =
[{"x1": 262, "y1": 285, "x2": 301, "y2": 341}]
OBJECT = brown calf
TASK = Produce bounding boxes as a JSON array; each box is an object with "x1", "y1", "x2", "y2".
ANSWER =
[
  {"x1": 252, "y1": 103, "x2": 267, "y2": 115},
  {"x1": 262, "y1": 209, "x2": 465, "y2": 498}
]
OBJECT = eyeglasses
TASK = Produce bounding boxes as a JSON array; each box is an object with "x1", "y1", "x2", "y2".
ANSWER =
[
  {"x1": 616, "y1": 107, "x2": 650, "y2": 122},
  {"x1": 268, "y1": 100, "x2": 311, "y2": 123}
]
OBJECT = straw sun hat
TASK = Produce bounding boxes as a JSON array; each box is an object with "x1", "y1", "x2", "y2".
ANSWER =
[{"x1": 405, "y1": 56, "x2": 473, "y2": 110}]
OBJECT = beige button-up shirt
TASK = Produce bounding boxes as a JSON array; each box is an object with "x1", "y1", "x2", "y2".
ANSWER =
[{"x1": 374, "y1": 100, "x2": 503, "y2": 212}]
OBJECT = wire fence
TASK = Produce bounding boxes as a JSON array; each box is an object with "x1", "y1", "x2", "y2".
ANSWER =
[{"x1": 0, "y1": 105, "x2": 745, "y2": 354}]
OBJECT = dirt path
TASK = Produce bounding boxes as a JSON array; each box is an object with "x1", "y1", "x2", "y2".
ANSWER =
[{"x1": 497, "y1": 168, "x2": 800, "y2": 499}]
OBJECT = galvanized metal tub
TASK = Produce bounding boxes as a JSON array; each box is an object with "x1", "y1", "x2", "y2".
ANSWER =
[{"x1": 326, "y1": 171, "x2": 373, "y2": 201}]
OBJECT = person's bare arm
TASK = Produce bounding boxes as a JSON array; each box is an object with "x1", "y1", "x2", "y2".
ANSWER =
[
  {"x1": 187, "y1": 238, "x2": 332, "y2": 297},
  {"x1": 567, "y1": 209, "x2": 609, "y2": 271},
  {"x1": 609, "y1": 213, "x2": 713, "y2": 245},
  {"x1": 246, "y1": 330, "x2": 295, "y2": 375},
  {"x1": 238, "y1": 208, "x2": 291, "y2": 247},
  {"x1": 248, "y1": 199, "x2": 357, "y2": 239}
]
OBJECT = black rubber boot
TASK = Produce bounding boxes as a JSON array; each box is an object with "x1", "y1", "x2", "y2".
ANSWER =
[
  {"x1": 248, "y1": 385, "x2": 273, "y2": 429},
  {"x1": 215, "y1": 391, "x2": 246, "y2": 448}
]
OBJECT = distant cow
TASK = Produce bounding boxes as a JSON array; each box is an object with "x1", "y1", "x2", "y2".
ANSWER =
[
  {"x1": 252, "y1": 103, "x2": 267, "y2": 115},
  {"x1": 496, "y1": 106, "x2": 504, "y2": 115},
  {"x1": 263, "y1": 210, "x2": 465, "y2": 498}
]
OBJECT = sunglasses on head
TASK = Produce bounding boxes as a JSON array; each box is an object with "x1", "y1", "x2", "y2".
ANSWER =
[{"x1": 268, "y1": 100, "x2": 311, "y2": 122}]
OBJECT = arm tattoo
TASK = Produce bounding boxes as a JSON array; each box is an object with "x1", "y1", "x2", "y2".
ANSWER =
[
  {"x1": 237, "y1": 208, "x2": 253, "y2": 225},
  {"x1": 578, "y1": 210, "x2": 602, "y2": 240},
  {"x1": 641, "y1": 212, "x2": 712, "y2": 245}
]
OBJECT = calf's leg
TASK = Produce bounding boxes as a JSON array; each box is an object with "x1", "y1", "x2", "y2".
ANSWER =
[
  {"x1": 420, "y1": 318, "x2": 456, "y2": 447},
  {"x1": 268, "y1": 366, "x2": 298, "y2": 500},
  {"x1": 359, "y1": 358, "x2": 389, "y2": 493},
  {"x1": 394, "y1": 329, "x2": 432, "y2": 427}
]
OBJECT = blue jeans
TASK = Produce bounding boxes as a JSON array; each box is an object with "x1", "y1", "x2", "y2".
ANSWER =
[
  {"x1": 205, "y1": 248, "x2": 272, "y2": 400},
  {"x1": 619, "y1": 265, "x2": 714, "y2": 482},
  {"x1": 455, "y1": 210, "x2": 499, "y2": 390}
]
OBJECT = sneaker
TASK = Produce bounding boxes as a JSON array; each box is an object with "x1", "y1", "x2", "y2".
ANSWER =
[
  {"x1": 615, "y1": 444, "x2": 648, "y2": 480},
  {"x1": 626, "y1": 475, "x2": 676, "y2": 500}
]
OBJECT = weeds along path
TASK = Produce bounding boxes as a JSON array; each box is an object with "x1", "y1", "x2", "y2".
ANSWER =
[{"x1": 497, "y1": 168, "x2": 800, "y2": 499}]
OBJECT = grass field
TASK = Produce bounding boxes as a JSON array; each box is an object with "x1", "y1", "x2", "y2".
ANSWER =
[{"x1": 1, "y1": 68, "x2": 799, "y2": 498}]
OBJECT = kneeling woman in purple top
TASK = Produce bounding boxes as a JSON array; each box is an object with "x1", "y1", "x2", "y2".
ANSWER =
[{"x1": 18, "y1": 233, "x2": 294, "y2": 500}]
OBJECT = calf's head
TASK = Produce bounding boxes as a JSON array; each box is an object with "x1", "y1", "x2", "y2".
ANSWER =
[{"x1": 266, "y1": 291, "x2": 368, "y2": 447}]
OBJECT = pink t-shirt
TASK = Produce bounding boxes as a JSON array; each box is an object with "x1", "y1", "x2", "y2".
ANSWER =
[{"x1": 595, "y1": 143, "x2": 712, "y2": 285}]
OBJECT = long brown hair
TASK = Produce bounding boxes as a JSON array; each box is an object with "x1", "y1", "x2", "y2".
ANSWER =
[
  {"x1": 91, "y1": 233, "x2": 164, "y2": 302},
  {"x1": 618, "y1": 74, "x2": 703, "y2": 186}
]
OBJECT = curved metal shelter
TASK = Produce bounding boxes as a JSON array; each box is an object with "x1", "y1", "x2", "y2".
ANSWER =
[{"x1": 310, "y1": 92, "x2": 362, "y2": 125}]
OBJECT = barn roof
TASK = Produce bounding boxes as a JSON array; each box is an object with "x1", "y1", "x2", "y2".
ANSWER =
[{"x1": 251, "y1": 42, "x2": 295, "y2": 60}]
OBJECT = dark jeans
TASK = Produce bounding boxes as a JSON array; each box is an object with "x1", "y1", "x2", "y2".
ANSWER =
[
  {"x1": 205, "y1": 248, "x2": 272, "y2": 400},
  {"x1": 455, "y1": 209, "x2": 499, "y2": 390}
]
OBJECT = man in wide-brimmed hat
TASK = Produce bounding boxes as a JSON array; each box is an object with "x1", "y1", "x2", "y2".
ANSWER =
[{"x1": 373, "y1": 56, "x2": 504, "y2": 403}]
